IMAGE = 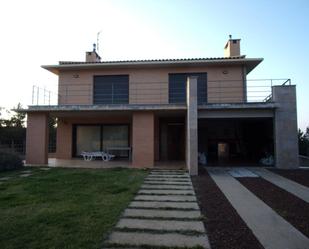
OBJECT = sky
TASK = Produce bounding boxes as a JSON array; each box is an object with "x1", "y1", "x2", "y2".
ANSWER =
[{"x1": 0, "y1": 0, "x2": 308, "y2": 130}]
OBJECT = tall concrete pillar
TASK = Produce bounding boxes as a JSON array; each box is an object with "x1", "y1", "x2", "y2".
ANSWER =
[
  {"x1": 26, "y1": 112, "x2": 49, "y2": 165},
  {"x1": 272, "y1": 85, "x2": 299, "y2": 168},
  {"x1": 186, "y1": 76, "x2": 198, "y2": 175},
  {"x1": 132, "y1": 111, "x2": 155, "y2": 168}
]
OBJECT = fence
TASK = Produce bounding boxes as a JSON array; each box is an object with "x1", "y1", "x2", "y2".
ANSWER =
[{"x1": 0, "y1": 140, "x2": 56, "y2": 156}]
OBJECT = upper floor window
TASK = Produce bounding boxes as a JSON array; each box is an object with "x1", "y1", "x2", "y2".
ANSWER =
[
  {"x1": 93, "y1": 75, "x2": 129, "y2": 104},
  {"x1": 168, "y1": 73, "x2": 207, "y2": 104}
]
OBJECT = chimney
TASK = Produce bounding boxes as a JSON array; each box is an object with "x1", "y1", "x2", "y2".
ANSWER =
[
  {"x1": 224, "y1": 35, "x2": 241, "y2": 57},
  {"x1": 85, "y1": 43, "x2": 101, "y2": 62}
]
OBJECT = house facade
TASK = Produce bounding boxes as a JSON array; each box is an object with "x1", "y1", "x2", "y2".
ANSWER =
[{"x1": 23, "y1": 38, "x2": 299, "y2": 175}]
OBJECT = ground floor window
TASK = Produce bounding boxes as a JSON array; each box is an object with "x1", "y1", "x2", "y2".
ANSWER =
[{"x1": 74, "y1": 124, "x2": 129, "y2": 157}]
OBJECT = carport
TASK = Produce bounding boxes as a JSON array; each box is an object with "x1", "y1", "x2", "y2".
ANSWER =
[{"x1": 198, "y1": 107, "x2": 275, "y2": 166}]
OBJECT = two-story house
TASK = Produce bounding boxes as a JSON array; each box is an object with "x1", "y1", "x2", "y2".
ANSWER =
[{"x1": 22, "y1": 37, "x2": 299, "y2": 175}]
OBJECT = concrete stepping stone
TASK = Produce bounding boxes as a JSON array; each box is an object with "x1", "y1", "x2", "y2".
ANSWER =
[
  {"x1": 150, "y1": 171, "x2": 189, "y2": 174},
  {"x1": 0, "y1": 177, "x2": 11, "y2": 181},
  {"x1": 148, "y1": 174, "x2": 190, "y2": 178},
  {"x1": 146, "y1": 177, "x2": 190, "y2": 182},
  {"x1": 107, "y1": 231, "x2": 210, "y2": 248},
  {"x1": 151, "y1": 170, "x2": 187, "y2": 173},
  {"x1": 20, "y1": 173, "x2": 32, "y2": 178},
  {"x1": 141, "y1": 184, "x2": 193, "y2": 190},
  {"x1": 146, "y1": 177, "x2": 191, "y2": 181},
  {"x1": 146, "y1": 177, "x2": 190, "y2": 181},
  {"x1": 116, "y1": 218, "x2": 205, "y2": 232},
  {"x1": 21, "y1": 170, "x2": 32, "y2": 174},
  {"x1": 144, "y1": 180, "x2": 192, "y2": 186},
  {"x1": 134, "y1": 194, "x2": 196, "y2": 202},
  {"x1": 123, "y1": 208, "x2": 202, "y2": 219},
  {"x1": 139, "y1": 189, "x2": 195, "y2": 195},
  {"x1": 39, "y1": 167, "x2": 51, "y2": 171},
  {"x1": 129, "y1": 201, "x2": 199, "y2": 210}
]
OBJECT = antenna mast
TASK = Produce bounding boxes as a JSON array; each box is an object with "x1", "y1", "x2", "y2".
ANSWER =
[{"x1": 96, "y1": 31, "x2": 102, "y2": 53}]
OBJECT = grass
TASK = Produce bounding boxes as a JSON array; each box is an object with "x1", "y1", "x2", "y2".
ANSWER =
[{"x1": 0, "y1": 167, "x2": 147, "y2": 249}]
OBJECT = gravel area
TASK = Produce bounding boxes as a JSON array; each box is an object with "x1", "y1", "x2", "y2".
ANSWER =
[
  {"x1": 269, "y1": 169, "x2": 309, "y2": 187},
  {"x1": 192, "y1": 169, "x2": 264, "y2": 249},
  {"x1": 238, "y1": 177, "x2": 309, "y2": 237}
]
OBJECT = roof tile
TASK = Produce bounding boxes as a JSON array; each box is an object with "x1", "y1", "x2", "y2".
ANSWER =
[{"x1": 58, "y1": 56, "x2": 246, "y2": 65}]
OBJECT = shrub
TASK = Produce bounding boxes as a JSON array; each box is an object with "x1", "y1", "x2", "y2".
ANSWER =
[{"x1": 0, "y1": 151, "x2": 23, "y2": 171}]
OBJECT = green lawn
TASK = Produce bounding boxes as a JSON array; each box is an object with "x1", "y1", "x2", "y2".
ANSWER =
[{"x1": 0, "y1": 167, "x2": 147, "y2": 249}]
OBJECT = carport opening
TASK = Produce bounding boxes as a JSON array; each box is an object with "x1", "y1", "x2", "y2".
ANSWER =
[{"x1": 198, "y1": 118, "x2": 274, "y2": 166}]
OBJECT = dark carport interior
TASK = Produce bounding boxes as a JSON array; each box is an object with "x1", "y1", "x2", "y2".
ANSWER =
[{"x1": 198, "y1": 118, "x2": 274, "y2": 166}]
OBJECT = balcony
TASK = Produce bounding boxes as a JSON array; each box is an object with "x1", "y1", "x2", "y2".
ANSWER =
[{"x1": 28, "y1": 79, "x2": 291, "y2": 111}]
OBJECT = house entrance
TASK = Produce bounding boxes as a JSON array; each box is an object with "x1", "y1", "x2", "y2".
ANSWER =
[{"x1": 159, "y1": 118, "x2": 185, "y2": 161}]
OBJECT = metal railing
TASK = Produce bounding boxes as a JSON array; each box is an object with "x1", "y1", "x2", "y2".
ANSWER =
[
  {"x1": 30, "y1": 79, "x2": 291, "y2": 106},
  {"x1": 31, "y1": 85, "x2": 59, "y2": 105},
  {"x1": 0, "y1": 140, "x2": 56, "y2": 156}
]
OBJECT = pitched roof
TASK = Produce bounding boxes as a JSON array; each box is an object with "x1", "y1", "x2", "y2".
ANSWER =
[
  {"x1": 58, "y1": 56, "x2": 246, "y2": 65},
  {"x1": 42, "y1": 55, "x2": 263, "y2": 75}
]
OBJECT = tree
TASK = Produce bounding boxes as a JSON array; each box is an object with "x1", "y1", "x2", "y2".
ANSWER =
[
  {"x1": 0, "y1": 104, "x2": 26, "y2": 145},
  {"x1": 0, "y1": 107, "x2": 3, "y2": 127},
  {"x1": 9, "y1": 103, "x2": 26, "y2": 128},
  {"x1": 298, "y1": 127, "x2": 309, "y2": 156}
]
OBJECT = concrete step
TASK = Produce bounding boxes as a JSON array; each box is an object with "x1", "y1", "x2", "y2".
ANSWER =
[
  {"x1": 144, "y1": 180, "x2": 192, "y2": 186},
  {"x1": 116, "y1": 218, "x2": 205, "y2": 232},
  {"x1": 151, "y1": 170, "x2": 187, "y2": 173},
  {"x1": 141, "y1": 184, "x2": 193, "y2": 190},
  {"x1": 139, "y1": 189, "x2": 195, "y2": 195},
  {"x1": 148, "y1": 174, "x2": 190, "y2": 178},
  {"x1": 129, "y1": 201, "x2": 199, "y2": 210},
  {"x1": 107, "y1": 231, "x2": 210, "y2": 248},
  {"x1": 146, "y1": 178, "x2": 190, "y2": 182},
  {"x1": 123, "y1": 208, "x2": 202, "y2": 219},
  {"x1": 134, "y1": 194, "x2": 196, "y2": 202}
]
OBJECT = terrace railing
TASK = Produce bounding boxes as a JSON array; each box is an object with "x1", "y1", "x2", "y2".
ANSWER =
[
  {"x1": 30, "y1": 78, "x2": 291, "y2": 106},
  {"x1": 31, "y1": 85, "x2": 59, "y2": 105}
]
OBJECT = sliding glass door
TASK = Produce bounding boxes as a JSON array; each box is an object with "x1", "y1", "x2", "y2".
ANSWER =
[
  {"x1": 74, "y1": 124, "x2": 129, "y2": 157},
  {"x1": 76, "y1": 126, "x2": 101, "y2": 155},
  {"x1": 102, "y1": 125, "x2": 129, "y2": 157}
]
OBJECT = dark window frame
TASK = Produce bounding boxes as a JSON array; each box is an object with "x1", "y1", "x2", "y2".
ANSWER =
[
  {"x1": 168, "y1": 72, "x2": 208, "y2": 104},
  {"x1": 93, "y1": 75, "x2": 129, "y2": 104}
]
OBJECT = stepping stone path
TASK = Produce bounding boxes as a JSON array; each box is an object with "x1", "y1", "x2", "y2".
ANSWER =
[
  {"x1": 104, "y1": 170, "x2": 210, "y2": 248},
  {"x1": 19, "y1": 170, "x2": 32, "y2": 178}
]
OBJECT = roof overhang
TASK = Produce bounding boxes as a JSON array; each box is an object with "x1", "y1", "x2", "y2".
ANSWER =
[
  {"x1": 16, "y1": 104, "x2": 187, "y2": 113},
  {"x1": 42, "y1": 57, "x2": 263, "y2": 75}
]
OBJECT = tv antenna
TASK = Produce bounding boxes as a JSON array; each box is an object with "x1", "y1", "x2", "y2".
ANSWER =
[{"x1": 97, "y1": 30, "x2": 102, "y2": 53}]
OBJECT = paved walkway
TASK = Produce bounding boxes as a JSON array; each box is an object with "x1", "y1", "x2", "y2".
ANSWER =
[
  {"x1": 251, "y1": 168, "x2": 309, "y2": 203},
  {"x1": 208, "y1": 168, "x2": 309, "y2": 249},
  {"x1": 104, "y1": 169, "x2": 210, "y2": 248}
]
